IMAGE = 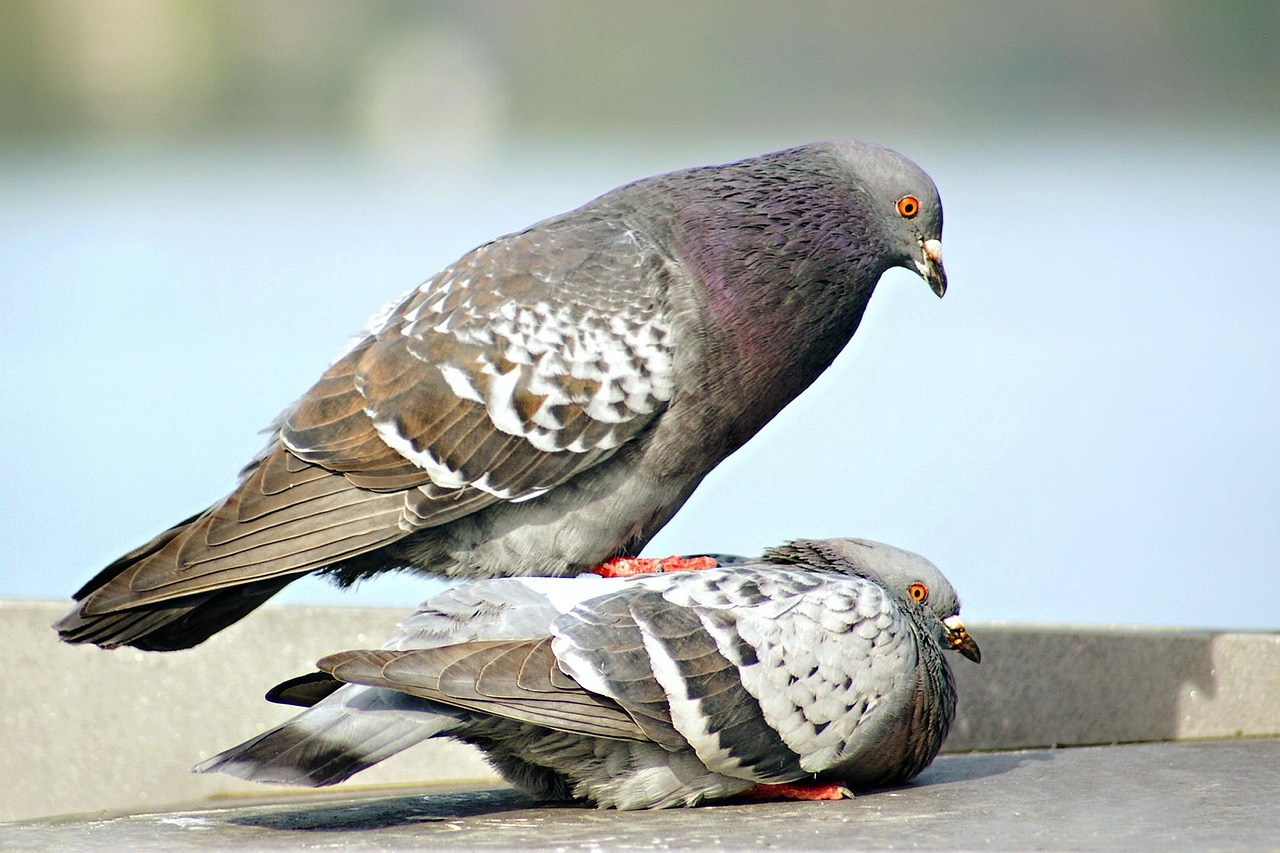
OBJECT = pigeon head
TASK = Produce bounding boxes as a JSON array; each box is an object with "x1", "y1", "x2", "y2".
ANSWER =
[
  {"x1": 767, "y1": 537, "x2": 979, "y2": 663},
  {"x1": 639, "y1": 141, "x2": 947, "y2": 317},
  {"x1": 826, "y1": 141, "x2": 947, "y2": 298}
]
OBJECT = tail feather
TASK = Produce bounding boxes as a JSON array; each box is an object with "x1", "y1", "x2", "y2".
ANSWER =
[
  {"x1": 266, "y1": 672, "x2": 345, "y2": 707},
  {"x1": 54, "y1": 575, "x2": 294, "y2": 651},
  {"x1": 194, "y1": 686, "x2": 465, "y2": 786},
  {"x1": 71, "y1": 512, "x2": 201, "y2": 600},
  {"x1": 54, "y1": 507, "x2": 287, "y2": 651},
  {"x1": 56, "y1": 444, "x2": 413, "y2": 652}
]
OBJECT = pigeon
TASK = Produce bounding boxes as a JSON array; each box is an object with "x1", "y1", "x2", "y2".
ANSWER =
[
  {"x1": 196, "y1": 538, "x2": 979, "y2": 810},
  {"x1": 55, "y1": 141, "x2": 947, "y2": 652}
]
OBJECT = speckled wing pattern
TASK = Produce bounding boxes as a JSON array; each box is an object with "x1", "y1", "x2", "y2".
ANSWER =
[
  {"x1": 555, "y1": 568, "x2": 917, "y2": 779},
  {"x1": 285, "y1": 220, "x2": 678, "y2": 491},
  {"x1": 77, "y1": 218, "x2": 679, "y2": 612},
  {"x1": 655, "y1": 569, "x2": 917, "y2": 773},
  {"x1": 314, "y1": 568, "x2": 917, "y2": 785}
]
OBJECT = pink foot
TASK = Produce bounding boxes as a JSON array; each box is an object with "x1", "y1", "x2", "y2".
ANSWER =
[
  {"x1": 591, "y1": 556, "x2": 718, "y2": 578},
  {"x1": 736, "y1": 782, "x2": 853, "y2": 802}
]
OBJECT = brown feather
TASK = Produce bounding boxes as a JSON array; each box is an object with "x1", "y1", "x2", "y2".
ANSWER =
[
  {"x1": 318, "y1": 643, "x2": 651, "y2": 741},
  {"x1": 60, "y1": 200, "x2": 681, "y2": 650},
  {"x1": 77, "y1": 490, "x2": 408, "y2": 613}
]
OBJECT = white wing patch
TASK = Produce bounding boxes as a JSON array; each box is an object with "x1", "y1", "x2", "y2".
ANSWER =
[
  {"x1": 370, "y1": 420, "x2": 468, "y2": 490},
  {"x1": 335, "y1": 226, "x2": 676, "y2": 500},
  {"x1": 512, "y1": 575, "x2": 631, "y2": 614},
  {"x1": 438, "y1": 363, "x2": 485, "y2": 404},
  {"x1": 398, "y1": 262, "x2": 675, "y2": 461},
  {"x1": 639, "y1": 627, "x2": 747, "y2": 777}
]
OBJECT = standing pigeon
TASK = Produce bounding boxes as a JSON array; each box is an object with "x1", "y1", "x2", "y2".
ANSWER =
[
  {"x1": 196, "y1": 538, "x2": 979, "y2": 809},
  {"x1": 55, "y1": 142, "x2": 947, "y2": 652}
]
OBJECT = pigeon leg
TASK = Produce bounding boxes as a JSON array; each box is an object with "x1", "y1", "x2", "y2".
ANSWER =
[
  {"x1": 590, "y1": 556, "x2": 718, "y2": 578},
  {"x1": 736, "y1": 782, "x2": 854, "y2": 802}
]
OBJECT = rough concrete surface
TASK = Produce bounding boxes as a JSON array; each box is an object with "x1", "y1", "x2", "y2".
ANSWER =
[
  {"x1": 5, "y1": 599, "x2": 1279, "y2": 823},
  {"x1": 4, "y1": 739, "x2": 1278, "y2": 850}
]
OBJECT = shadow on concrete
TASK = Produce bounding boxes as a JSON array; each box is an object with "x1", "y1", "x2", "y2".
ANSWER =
[
  {"x1": 228, "y1": 788, "x2": 541, "y2": 832},
  {"x1": 913, "y1": 747, "x2": 1056, "y2": 787},
  {"x1": 225, "y1": 751, "x2": 1044, "y2": 831}
]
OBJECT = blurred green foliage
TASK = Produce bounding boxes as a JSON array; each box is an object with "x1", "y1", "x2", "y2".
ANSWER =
[{"x1": 1, "y1": 0, "x2": 1277, "y2": 144}]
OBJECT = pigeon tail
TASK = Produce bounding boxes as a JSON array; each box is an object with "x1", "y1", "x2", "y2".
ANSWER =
[
  {"x1": 54, "y1": 476, "x2": 399, "y2": 650},
  {"x1": 194, "y1": 691, "x2": 464, "y2": 787},
  {"x1": 53, "y1": 576, "x2": 293, "y2": 651}
]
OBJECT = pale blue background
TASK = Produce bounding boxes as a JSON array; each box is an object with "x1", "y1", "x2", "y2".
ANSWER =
[{"x1": 2, "y1": 3, "x2": 1276, "y2": 631}]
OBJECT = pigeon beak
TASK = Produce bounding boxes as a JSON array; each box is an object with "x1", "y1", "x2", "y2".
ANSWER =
[
  {"x1": 914, "y1": 238, "x2": 947, "y2": 298},
  {"x1": 942, "y1": 615, "x2": 980, "y2": 663}
]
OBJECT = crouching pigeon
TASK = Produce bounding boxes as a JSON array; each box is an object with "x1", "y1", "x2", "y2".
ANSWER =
[
  {"x1": 196, "y1": 538, "x2": 979, "y2": 810},
  {"x1": 55, "y1": 140, "x2": 946, "y2": 653}
]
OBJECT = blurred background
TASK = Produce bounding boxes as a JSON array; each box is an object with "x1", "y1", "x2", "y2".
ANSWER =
[{"x1": 2, "y1": 1, "x2": 1277, "y2": 630}]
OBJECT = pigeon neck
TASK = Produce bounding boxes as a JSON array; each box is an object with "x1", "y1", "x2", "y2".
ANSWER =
[
  {"x1": 901, "y1": 623, "x2": 958, "y2": 779},
  {"x1": 685, "y1": 224, "x2": 884, "y2": 409}
]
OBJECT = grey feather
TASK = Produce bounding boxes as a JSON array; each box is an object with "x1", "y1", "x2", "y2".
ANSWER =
[
  {"x1": 57, "y1": 141, "x2": 947, "y2": 652},
  {"x1": 197, "y1": 537, "x2": 978, "y2": 808}
]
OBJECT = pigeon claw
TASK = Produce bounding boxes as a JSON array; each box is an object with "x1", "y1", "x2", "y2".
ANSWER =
[
  {"x1": 590, "y1": 556, "x2": 719, "y2": 578},
  {"x1": 737, "y1": 782, "x2": 854, "y2": 802}
]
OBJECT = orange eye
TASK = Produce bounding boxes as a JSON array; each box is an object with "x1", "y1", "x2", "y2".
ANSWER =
[
  {"x1": 897, "y1": 195, "x2": 920, "y2": 218},
  {"x1": 907, "y1": 583, "x2": 928, "y2": 603}
]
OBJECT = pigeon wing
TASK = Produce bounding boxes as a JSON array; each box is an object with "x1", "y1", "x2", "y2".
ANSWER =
[
  {"x1": 70, "y1": 217, "x2": 681, "y2": 615},
  {"x1": 553, "y1": 581, "x2": 809, "y2": 780},
  {"x1": 318, "y1": 639, "x2": 651, "y2": 742},
  {"x1": 664, "y1": 568, "x2": 919, "y2": 773}
]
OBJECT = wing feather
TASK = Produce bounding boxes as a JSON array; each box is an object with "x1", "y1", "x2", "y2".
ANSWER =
[
  {"x1": 318, "y1": 641, "x2": 651, "y2": 741},
  {"x1": 69, "y1": 218, "x2": 680, "y2": 620}
]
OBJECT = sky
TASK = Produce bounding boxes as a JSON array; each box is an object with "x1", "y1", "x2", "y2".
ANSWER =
[{"x1": 1, "y1": 2, "x2": 1277, "y2": 632}]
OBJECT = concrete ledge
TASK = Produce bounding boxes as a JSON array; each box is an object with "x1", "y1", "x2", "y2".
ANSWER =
[
  {"x1": 5, "y1": 600, "x2": 495, "y2": 824},
  {"x1": 6, "y1": 740, "x2": 1279, "y2": 849},
  {"x1": 946, "y1": 621, "x2": 1280, "y2": 750},
  {"x1": 6, "y1": 599, "x2": 1279, "y2": 823}
]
